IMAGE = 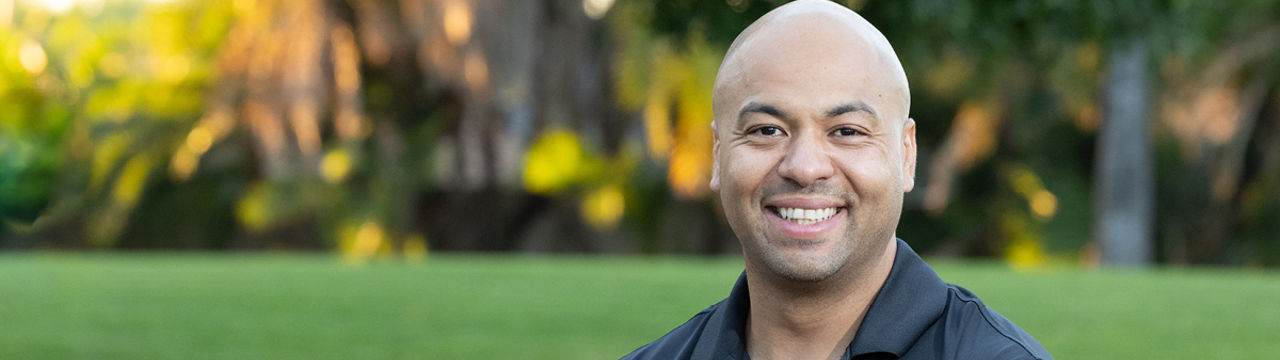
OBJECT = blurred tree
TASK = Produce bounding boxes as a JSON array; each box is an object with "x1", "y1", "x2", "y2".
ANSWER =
[
  {"x1": 2, "y1": 0, "x2": 1279, "y2": 268},
  {"x1": 1153, "y1": 1, "x2": 1280, "y2": 265},
  {"x1": 1096, "y1": 33, "x2": 1154, "y2": 266},
  {"x1": 857, "y1": 0, "x2": 1280, "y2": 266},
  {"x1": 0, "y1": 1, "x2": 234, "y2": 248}
]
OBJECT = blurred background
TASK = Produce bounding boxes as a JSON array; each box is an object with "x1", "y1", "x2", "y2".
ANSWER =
[
  {"x1": 3, "y1": 1, "x2": 1280, "y2": 358},
  {"x1": 4, "y1": 0, "x2": 1280, "y2": 267}
]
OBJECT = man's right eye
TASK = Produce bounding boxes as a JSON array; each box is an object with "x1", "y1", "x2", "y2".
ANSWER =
[{"x1": 752, "y1": 126, "x2": 783, "y2": 136}]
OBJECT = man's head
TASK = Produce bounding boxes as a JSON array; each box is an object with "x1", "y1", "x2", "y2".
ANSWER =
[{"x1": 709, "y1": 0, "x2": 916, "y2": 283}]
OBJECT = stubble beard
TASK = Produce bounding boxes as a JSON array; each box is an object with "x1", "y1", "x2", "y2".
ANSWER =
[
  {"x1": 745, "y1": 198, "x2": 900, "y2": 286},
  {"x1": 748, "y1": 184, "x2": 860, "y2": 283},
  {"x1": 752, "y1": 232, "x2": 854, "y2": 283}
]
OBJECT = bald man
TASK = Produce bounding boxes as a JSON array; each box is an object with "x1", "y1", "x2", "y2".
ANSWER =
[{"x1": 622, "y1": 1, "x2": 1051, "y2": 359}]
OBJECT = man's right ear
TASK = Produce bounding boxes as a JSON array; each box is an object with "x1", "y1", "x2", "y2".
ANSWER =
[{"x1": 709, "y1": 121, "x2": 720, "y2": 192}]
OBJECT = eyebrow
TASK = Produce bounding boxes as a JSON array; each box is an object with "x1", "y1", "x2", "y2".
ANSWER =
[
  {"x1": 738, "y1": 102, "x2": 786, "y2": 121},
  {"x1": 825, "y1": 101, "x2": 878, "y2": 118},
  {"x1": 737, "y1": 101, "x2": 878, "y2": 122}
]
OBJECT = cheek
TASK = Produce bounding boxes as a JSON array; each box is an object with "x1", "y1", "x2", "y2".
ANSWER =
[
  {"x1": 719, "y1": 152, "x2": 777, "y2": 203},
  {"x1": 723, "y1": 157, "x2": 771, "y2": 189},
  {"x1": 839, "y1": 153, "x2": 901, "y2": 194}
]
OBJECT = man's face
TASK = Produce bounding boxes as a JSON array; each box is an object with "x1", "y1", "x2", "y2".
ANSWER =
[{"x1": 710, "y1": 14, "x2": 916, "y2": 283}]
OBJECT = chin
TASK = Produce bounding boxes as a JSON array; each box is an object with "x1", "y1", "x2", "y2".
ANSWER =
[{"x1": 758, "y1": 247, "x2": 848, "y2": 283}]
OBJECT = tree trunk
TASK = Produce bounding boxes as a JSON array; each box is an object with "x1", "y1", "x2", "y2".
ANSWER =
[{"x1": 1094, "y1": 36, "x2": 1154, "y2": 266}]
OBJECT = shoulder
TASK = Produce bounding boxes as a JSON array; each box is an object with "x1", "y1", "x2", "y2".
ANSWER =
[
  {"x1": 619, "y1": 303, "x2": 719, "y2": 360},
  {"x1": 934, "y1": 284, "x2": 1054, "y2": 360}
]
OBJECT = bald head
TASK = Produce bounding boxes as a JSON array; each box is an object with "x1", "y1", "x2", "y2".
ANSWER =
[
  {"x1": 712, "y1": 0, "x2": 910, "y2": 132},
  {"x1": 706, "y1": 0, "x2": 920, "y2": 289}
]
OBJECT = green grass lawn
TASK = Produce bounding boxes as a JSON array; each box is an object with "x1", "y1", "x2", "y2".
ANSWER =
[{"x1": 2, "y1": 253, "x2": 1278, "y2": 359}]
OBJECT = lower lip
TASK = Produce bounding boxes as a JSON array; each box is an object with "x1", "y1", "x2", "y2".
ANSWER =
[{"x1": 766, "y1": 208, "x2": 844, "y2": 240}]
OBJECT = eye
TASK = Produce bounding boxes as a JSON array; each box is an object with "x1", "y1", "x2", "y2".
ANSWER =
[
  {"x1": 833, "y1": 127, "x2": 865, "y2": 137},
  {"x1": 750, "y1": 125, "x2": 785, "y2": 137}
]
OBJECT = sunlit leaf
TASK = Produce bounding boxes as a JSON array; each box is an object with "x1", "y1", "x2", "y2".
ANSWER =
[
  {"x1": 523, "y1": 130, "x2": 586, "y2": 195},
  {"x1": 581, "y1": 183, "x2": 626, "y2": 230}
]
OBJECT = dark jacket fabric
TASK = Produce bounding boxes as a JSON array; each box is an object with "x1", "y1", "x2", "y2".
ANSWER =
[{"x1": 621, "y1": 239, "x2": 1053, "y2": 360}]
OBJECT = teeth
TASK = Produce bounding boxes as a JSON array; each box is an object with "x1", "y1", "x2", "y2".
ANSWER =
[{"x1": 775, "y1": 207, "x2": 839, "y2": 224}]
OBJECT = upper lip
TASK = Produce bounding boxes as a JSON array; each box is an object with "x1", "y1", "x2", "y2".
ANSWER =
[{"x1": 763, "y1": 195, "x2": 847, "y2": 210}]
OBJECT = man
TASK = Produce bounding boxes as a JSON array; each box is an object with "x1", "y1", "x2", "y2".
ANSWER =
[{"x1": 623, "y1": 1, "x2": 1052, "y2": 359}]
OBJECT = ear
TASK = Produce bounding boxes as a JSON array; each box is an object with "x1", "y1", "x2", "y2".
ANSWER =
[
  {"x1": 709, "y1": 121, "x2": 721, "y2": 192},
  {"x1": 901, "y1": 117, "x2": 917, "y2": 192}
]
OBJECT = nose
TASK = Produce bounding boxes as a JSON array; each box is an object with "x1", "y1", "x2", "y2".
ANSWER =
[{"x1": 776, "y1": 131, "x2": 834, "y2": 187}]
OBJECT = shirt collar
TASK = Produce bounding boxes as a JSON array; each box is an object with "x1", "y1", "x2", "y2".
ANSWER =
[
  {"x1": 696, "y1": 238, "x2": 948, "y2": 359},
  {"x1": 846, "y1": 238, "x2": 949, "y2": 357},
  {"x1": 693, "y1": 271, "x2": 750, "y2": 359}
]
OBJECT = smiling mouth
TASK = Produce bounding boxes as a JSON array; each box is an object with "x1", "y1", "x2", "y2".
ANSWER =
[{"x1": 767, "y1": 206, "x2": 842, "y2": 225}]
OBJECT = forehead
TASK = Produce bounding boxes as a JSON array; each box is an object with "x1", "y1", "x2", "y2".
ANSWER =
[{"x1": 714, "y1": 12, "x2": 908, "y2": 124}]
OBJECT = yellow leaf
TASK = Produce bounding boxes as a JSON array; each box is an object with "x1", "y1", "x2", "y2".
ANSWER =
[
  {"x1": 235, "y1": 181, "x2": 274, "y2": 232},
  {"x1": 581, "y1": 184, "x2": 625, "y2": 230},
  {"x1": 320, "y1": 149, "x2": 352, "y2": 183},
  {"x1": 523, "y1": 130, "x2": 584, "y2": 195},
  {"x1": 113, "y1": 154, "x2": 153, "y2": 207}
]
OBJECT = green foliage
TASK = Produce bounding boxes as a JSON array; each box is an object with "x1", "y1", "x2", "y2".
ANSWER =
[
  {"x1": 2, "y1": 0, "x2": 1279, "y2": 266},
  {"x1": 0, "y1": 2, "x2": 233, "y2": 245}
]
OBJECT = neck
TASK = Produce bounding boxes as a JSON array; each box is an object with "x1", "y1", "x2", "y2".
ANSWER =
[{"x1": 744, "y1": 239, "x2": 897, "y2": 360}]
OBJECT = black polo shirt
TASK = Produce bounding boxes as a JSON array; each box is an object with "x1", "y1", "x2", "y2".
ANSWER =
[{"x1": 621, "y1": 239, "x2": 1053, "y2": 359}]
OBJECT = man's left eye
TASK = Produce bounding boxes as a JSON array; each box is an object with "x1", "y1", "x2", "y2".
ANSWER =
[{"x1": 834, "y1": 127, "x2": 863, "y2": 136}]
